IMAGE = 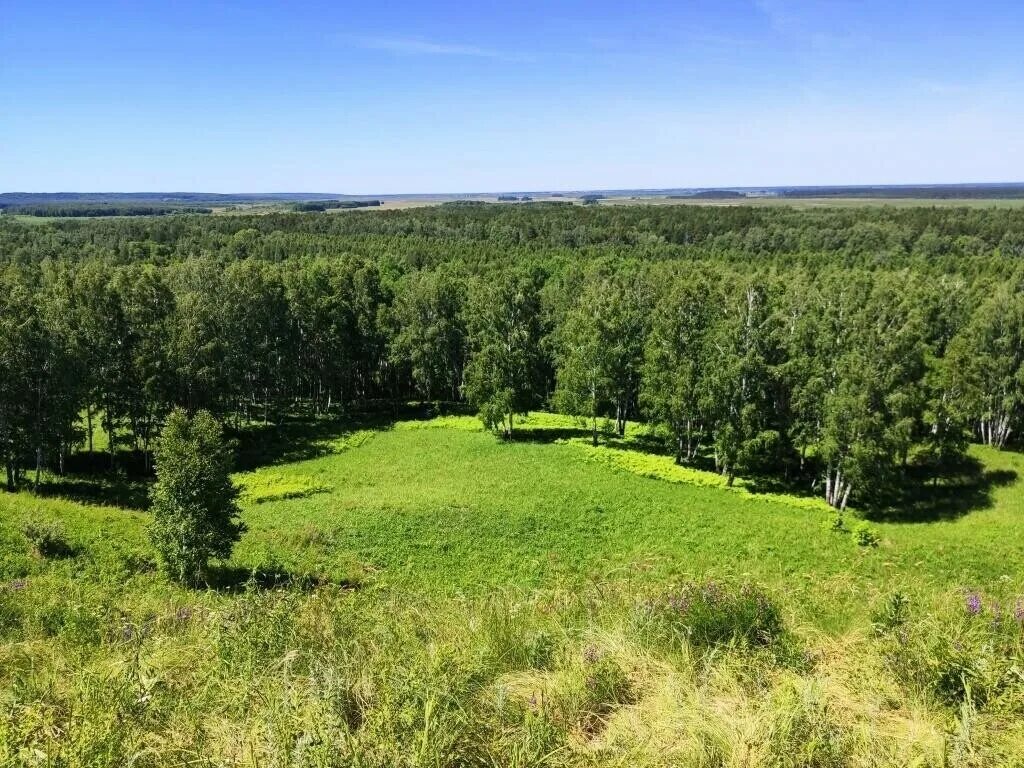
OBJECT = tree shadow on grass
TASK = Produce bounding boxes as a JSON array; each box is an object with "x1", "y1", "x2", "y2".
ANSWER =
[
  {"x1": 863, "y1": 456, "x2": 1018, "y2": 523},
  {"x1": 513, "y1": 427, "x2": 1018, "y2": 524},
  {"x1": 230, "y1": 402, "x2": 446, "y2": 471},
  {"x1": 205, "y1": 563, "x2": 361, "y2": 593},
  {"x1": 508, "y1": 426, "x2": 594, "y2": 443},
  {"x1": 506, "y1": 423, "x2": 676, "y2": 453},
  {"x1": 33, "y1": 403, "x2": 446, "y2": 511},
  {"x1": 35, "y1": 473, "x2": 152, "y2": 511}
]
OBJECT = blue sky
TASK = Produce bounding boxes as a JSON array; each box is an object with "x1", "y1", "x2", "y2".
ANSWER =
[{"x1": 2, "y1": 1, "x2": 1023, "y2": 193}]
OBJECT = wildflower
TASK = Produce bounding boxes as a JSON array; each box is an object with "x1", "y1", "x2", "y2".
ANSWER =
[
  {"x1": 7, "y1": 579, "x2": 27, "y2": 591},
  {"x1": 1014, "y1": 600, "x2": 1024, "y2": 623},
  {"x1": 965, "y1": 591, "x2": 982, "y2": 616},
  {"x1": 702, "y1": 581, "x2": 722, "y2": 603},
  {"x1": 583, "y1": 645, "x2": 600, "y2": 664},
  {"x1": 175, "y1": 606, "x2": 193, "y2": 622}
]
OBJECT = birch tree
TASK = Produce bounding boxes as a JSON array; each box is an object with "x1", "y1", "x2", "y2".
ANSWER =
[
  {"x1": 464, "y1": 272, "x2": 544, "y2": 437},
  {"x1": 947, "y1": 286, "x2": 1024, "y2": 449}
]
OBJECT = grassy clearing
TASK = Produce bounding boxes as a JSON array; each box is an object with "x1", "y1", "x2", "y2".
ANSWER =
[{"x1": 1, "y1": 413, "x2": 1023, "y2": 764}]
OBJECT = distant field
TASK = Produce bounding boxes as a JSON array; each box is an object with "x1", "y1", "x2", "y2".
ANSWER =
[
  {"x1": 8, "y1": 194, "x2": 1024, "y2": 219},
  {"x1": 312, "y1": 195, "x2": 1024, "y2": 212},
  {"x1": 595, "y1": 195, "x2": 1024, "y2": 209}
]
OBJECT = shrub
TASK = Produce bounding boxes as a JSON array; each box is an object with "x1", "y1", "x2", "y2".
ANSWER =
[
  {"x1": 852, "y1": 521, "x2": 880, "y2": 547},
  {"x1": 149, "y1": 409, "x2": 245, "y2": 585},
  {"x1": 640, "y1": 580, "x2": 786, "y2": 650},
  {"x1": 23, "y1": 518, "x2": 74, "y2": 558},
  {"x1": 826, "y1": 513, "x2": 848, "y2": 533},
  {"x1": 877, "y1": 589, "x2": 1024, "y2": 709},
  {"x1": 872, "y1": 591, "x2": 910, "y2": 633}
]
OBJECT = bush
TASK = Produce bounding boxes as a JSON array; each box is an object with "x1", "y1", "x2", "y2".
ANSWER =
[
  {"x1": 877, "y1": 589, "x2": 1024, "y2": 709},
  {"x1": 872, "y1": 591, "x2": 910, "y2": 633},
  {"x1": 852, "y1": 521, "x2": 880, "y2": 547},
  {"x1": 23, "y1": 518, "x2": 74, "y2": 558},
  {"x1": 149, "y1": 409, "x2": 244, "y2": 585},
  {"x1": 826, "y1": 513, "x2": 848, "y2": 533},
  {"x1": 640, "y1": 580, "x2": 786, "y2": 650}
]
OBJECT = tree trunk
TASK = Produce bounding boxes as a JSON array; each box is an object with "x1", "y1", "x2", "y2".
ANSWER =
[
  {"x1": 106, "y1": 412, "x2": 115, "y2": 470},
  {"x1": 87, "y1": 407, "x2": 94, "y2": 453},
  {"x1": 824, "y1": 466, "x2": 851, "y2": 509},
  {"x1": 840, "y1": 483, "x2": 852, "y2": 511},
  {"x1": 34, "y1": 447, "x2": 42, "y2": 491}
]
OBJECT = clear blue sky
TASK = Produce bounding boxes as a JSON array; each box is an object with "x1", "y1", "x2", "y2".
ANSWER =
[{"x1": 2, "y1": 1, "x2": 1022, "y2": 193}]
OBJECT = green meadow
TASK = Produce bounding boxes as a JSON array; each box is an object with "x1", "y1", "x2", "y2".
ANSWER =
[{"x1": 2, "y1": 412, "x2": 1023, "y2": 765}]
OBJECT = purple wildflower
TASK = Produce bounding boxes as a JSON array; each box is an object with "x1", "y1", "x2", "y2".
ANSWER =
[
  {"x1": 965, "y1": 591, "x2": 982, "y2": 616},
  {"x1": 667, "y1": 592, "x2": 692, "y2": 614},
  {"x1": 1015, "y1": 600, "x2": 1024, "y2": 623},
  {"x1": 175, "y1": 606, "x2": 193, "y2": 622},
  {"x1": 7, "y1": 579, "x2": 27, "y2": 591},
  {"x1": 583, "y1": 645, "x2": 600, "y2": 664}
]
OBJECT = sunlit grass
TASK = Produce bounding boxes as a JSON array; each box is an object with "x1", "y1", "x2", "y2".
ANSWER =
[{"x1": 2, "y1": 414, "x2": 1023, "y2": 764}]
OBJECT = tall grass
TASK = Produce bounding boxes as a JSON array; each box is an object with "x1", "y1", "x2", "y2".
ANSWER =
[{"x1": 2, "y1": 577, "x2": 1021, "y2": 765}]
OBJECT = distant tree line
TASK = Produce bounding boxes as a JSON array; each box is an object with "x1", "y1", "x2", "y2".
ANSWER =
[
  {"x1": 3, "y1": 204, "x2": 213, "y2": 217},
  {"x1": 291, "y1": 200, "x2": 382, "y2": 212},
  {"x1": 1, "y1": 203, "x2": 1022, "y2": 509},
  {"x1": 778, "y1": 184, "x2": 1024, "y2": 200}
]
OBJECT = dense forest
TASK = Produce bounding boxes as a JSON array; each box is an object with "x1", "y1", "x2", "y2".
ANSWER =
[
  {"x1": 1, "y1": 203, "x2": 1022, "y2": 509},
  {"x1": 3, "y1": 204, "x2": 214, "y2": 217},
  {"x1": 291, "y1": 200, "x2": 382, "y2": 212}
]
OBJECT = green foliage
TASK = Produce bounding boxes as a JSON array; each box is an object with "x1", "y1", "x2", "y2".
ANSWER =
[
  {"x1": 4, "y1": 199, "x2": 1024, "y2": 762},
  {"x1": 149, "y1": 409, "x2": 244, "y2": 584},
  {"x1": 0, "y1": 416, "x2": 1022, "y2": 762},
  {"x1": 390, "y1": 266, "x2": 466, "y2": 400},
  {"x1": 871, "y1": 591, "x2": 910, "y2": 633},
  {"x1": 2, "y1": 203, "x2": 1022, "y2": 509},
  {"x1": 553, "y1": 271, "x2": 647, "y2": 442},
  {"x1": 568, "y1": 438, "x2": 832, "y2": 512},
  {"x1": 22, "y1": 517, "x2": 74, "y2": 558},
  {"x1": 639, "y1": 580, "x2": 786, "y2": 650},
  {"x1": 876, "y1": 588, "x2": 1024, "y2": 711},
  {"x1": 947, "y1": 285, "x2": 1024, "y2": 449},
  {"x1": 235, "y1": 471, "x2": 331, "y2": 504},
  {"x1": 463, "y1": 271, "x2": 544, "y2": 436},
  {"x1": 851, "y1": 521, "x2": 881, "y2": 548},
  {"x1": 826, "y1": 512, "x2": 848, "y2": 532}
]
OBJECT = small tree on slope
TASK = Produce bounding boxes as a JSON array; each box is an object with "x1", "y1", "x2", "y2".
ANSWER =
[{"x1": 149, "y1": 409, "x2": 244, "y2": 585}]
